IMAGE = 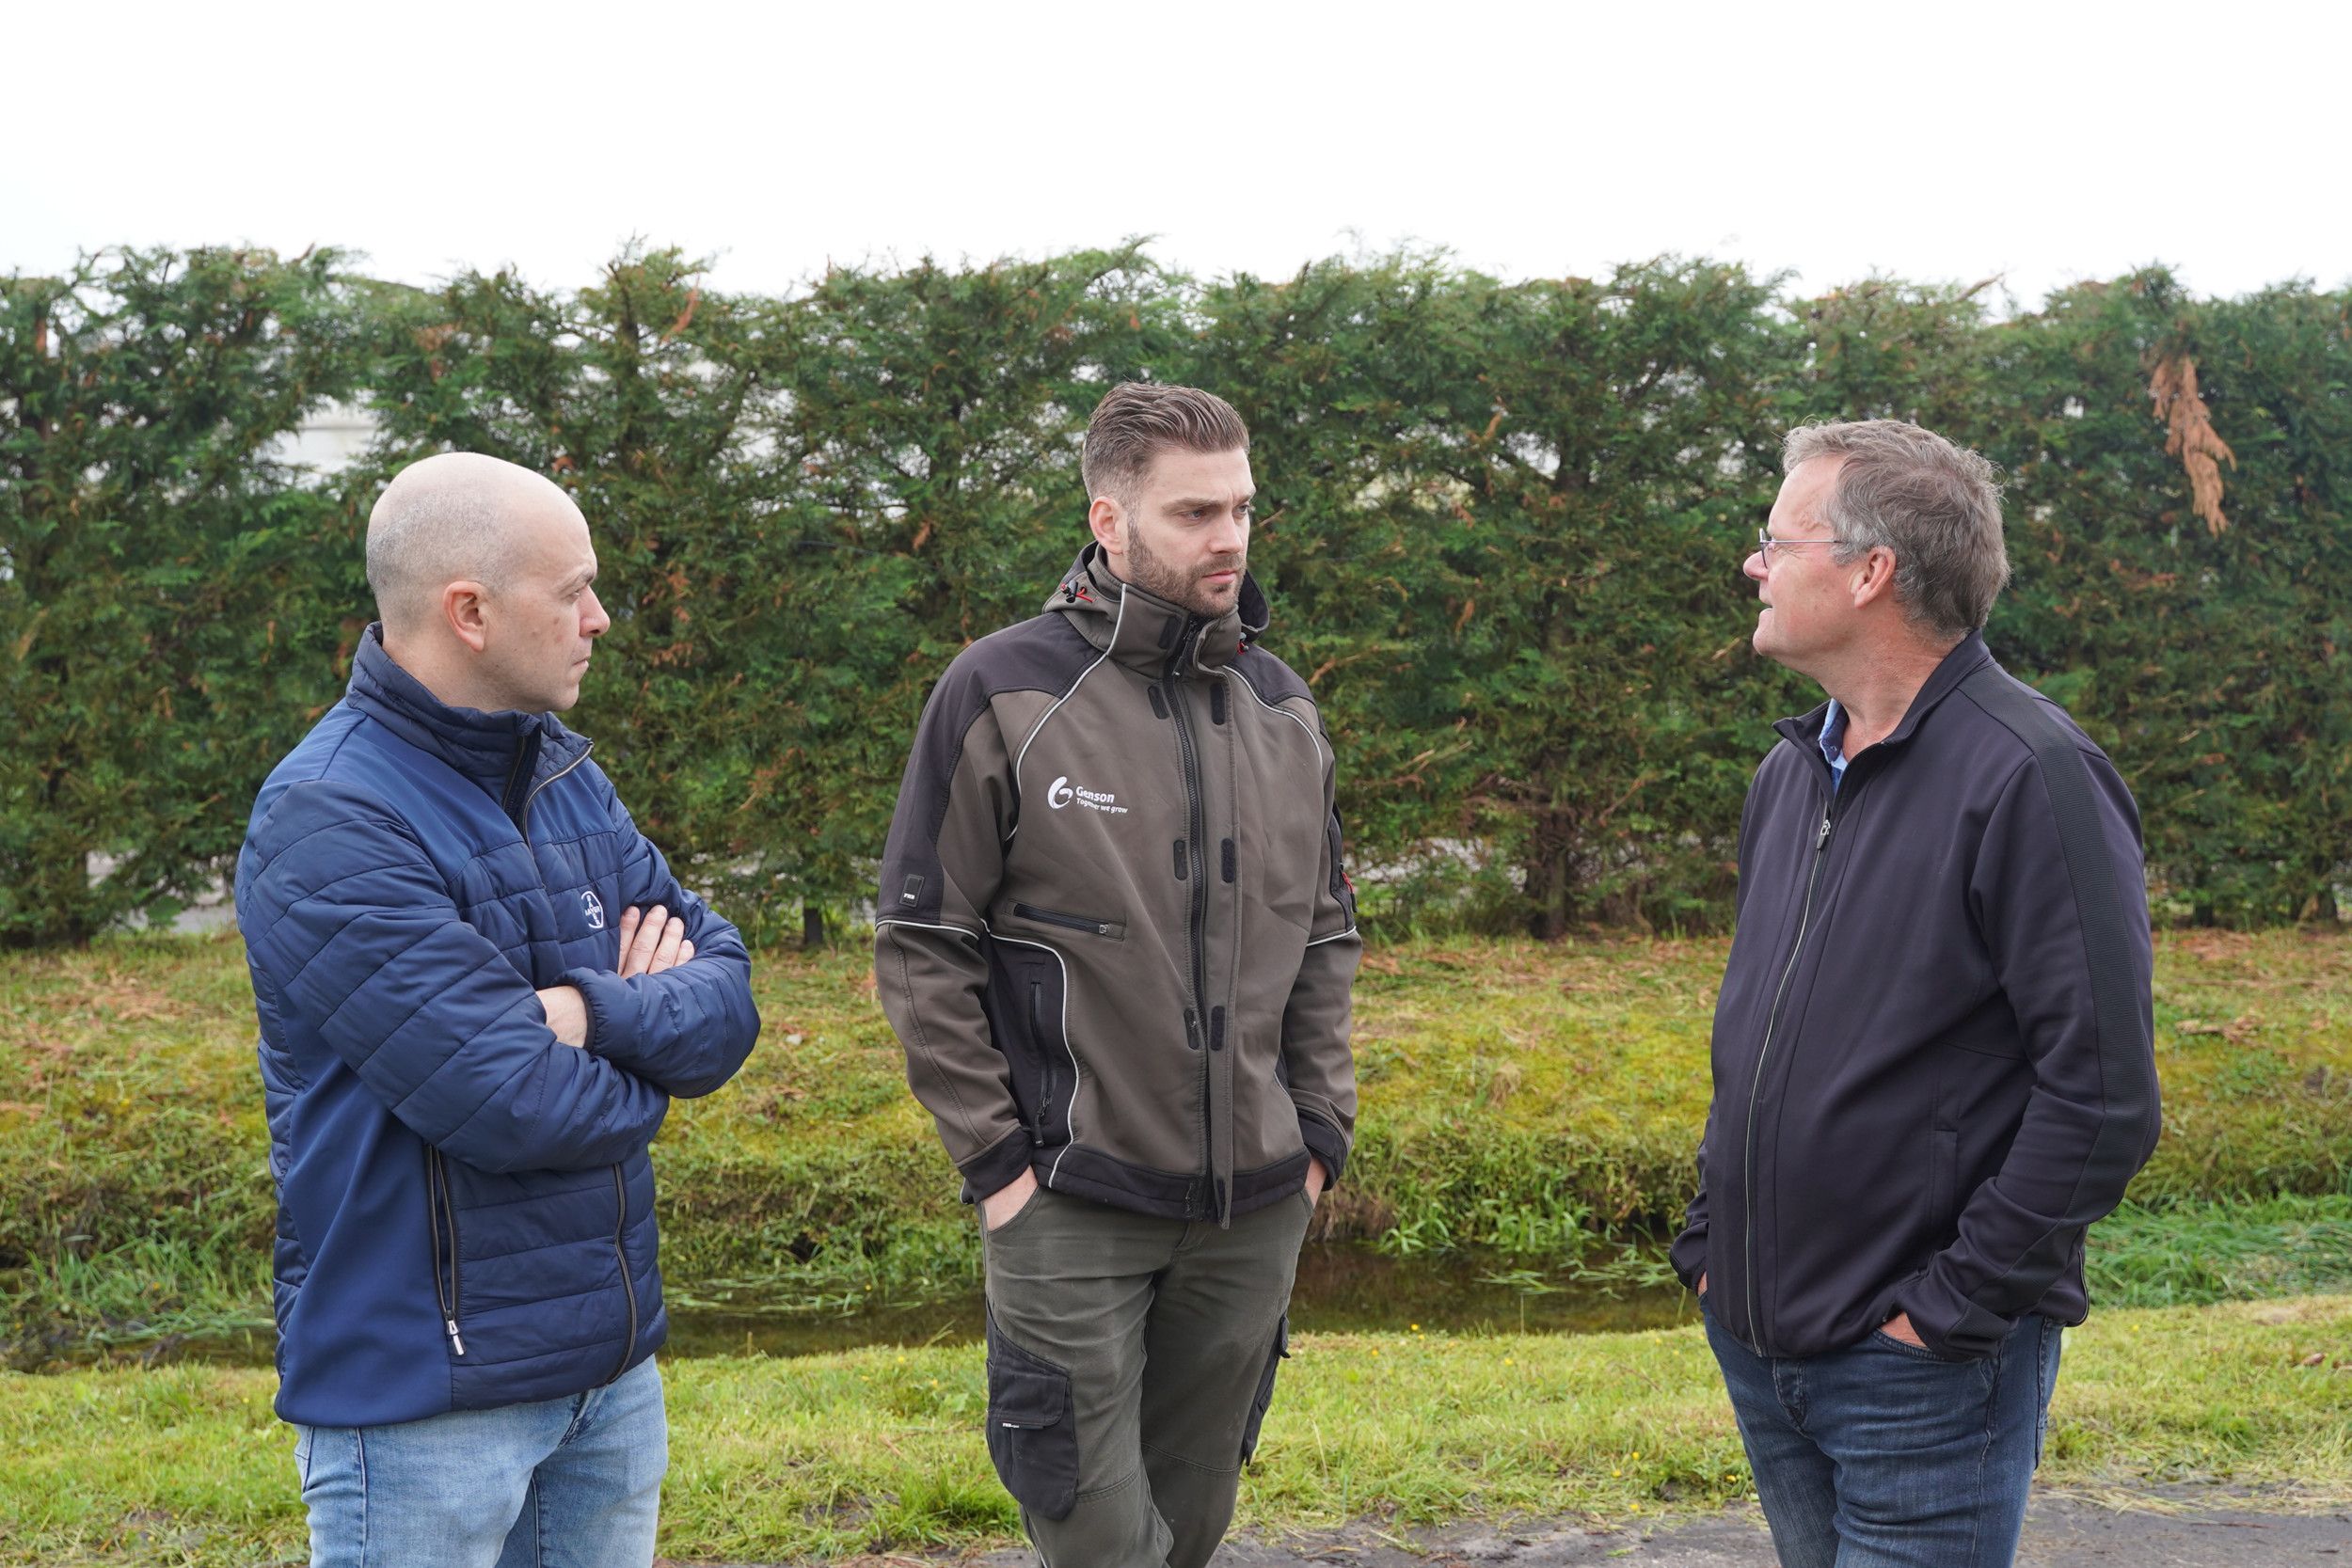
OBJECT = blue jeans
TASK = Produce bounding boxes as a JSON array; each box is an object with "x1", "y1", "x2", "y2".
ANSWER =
[
  {"x1": 1703, "y1": 1300, "x2": 2061, "y2": 1568},
  {"x1": 294, "y1": 1356, "x2": 666, "y2": 1568}
]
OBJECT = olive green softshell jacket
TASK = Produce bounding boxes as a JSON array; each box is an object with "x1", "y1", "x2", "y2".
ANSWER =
[{"x1": 875, "y1": 546, "x2": 1359, "y2": 1224}]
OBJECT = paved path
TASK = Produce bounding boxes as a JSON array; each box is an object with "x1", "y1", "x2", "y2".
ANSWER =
[{"x1": 735, "y1": 1491, "x2": 2349, "y2": 1567}]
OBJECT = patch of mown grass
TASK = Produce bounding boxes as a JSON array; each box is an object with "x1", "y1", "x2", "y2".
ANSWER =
[
  {"x1": 5, "y1": 1296, "x2": 2348, "y2": 1565},
  {"x1": 5, "y1": 928, "x2": 2348, "y2": 1354}
]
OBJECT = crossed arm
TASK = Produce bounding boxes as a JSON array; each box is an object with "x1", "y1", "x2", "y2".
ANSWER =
[
  {"x1": 241, "y1": 778, "x2": 758, "y2": 1172},
  {"x1": 538, "y1": 903, "x2": 695, "y2": 1045}
]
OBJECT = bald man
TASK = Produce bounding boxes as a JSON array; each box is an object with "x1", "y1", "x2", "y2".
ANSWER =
[{"x1": 233, "y1": 452, "x2": 760, "y2": 1568}]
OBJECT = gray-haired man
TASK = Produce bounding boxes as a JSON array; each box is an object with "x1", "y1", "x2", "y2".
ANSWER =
[{"x1": 1675, "y1": 420, "x2": 2160, "y2": 1567}]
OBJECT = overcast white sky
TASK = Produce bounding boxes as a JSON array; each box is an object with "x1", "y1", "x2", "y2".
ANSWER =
[{"x1": 8, "y1": 0, "x2": 2344, "y2": 310}]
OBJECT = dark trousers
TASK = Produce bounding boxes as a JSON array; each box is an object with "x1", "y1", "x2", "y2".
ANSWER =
[
  {"x1": 1704, "y1": 1298, "x2": 2062, "y2": 1568},
  {"x1": 979, "y1": 1183, "x2": 1311, "y2": 1568}
]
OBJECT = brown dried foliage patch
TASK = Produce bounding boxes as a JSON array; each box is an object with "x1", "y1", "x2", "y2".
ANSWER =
[{"x1": 2148, "y1": 356, "x2": 2237, "y2": 535}]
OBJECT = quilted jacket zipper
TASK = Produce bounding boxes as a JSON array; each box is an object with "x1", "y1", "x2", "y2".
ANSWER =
[
  {"x1": 607, "y1": 1164, "x2": 639, "y2": 1384},
  {"x1": 426, "y1": 1147, "x2": 466, "y2": 1356}
]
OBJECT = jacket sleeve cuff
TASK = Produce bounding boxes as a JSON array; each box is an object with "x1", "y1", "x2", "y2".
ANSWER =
[
  {"x1": 1296, "y1": 1109, "x2": 1349, "y2": 1185},
  {"x1": 956, "y1": 1128, "x2": 1036, "y2": 1205},
  {"x1": 561, "y1": 967, "x2": 638, "y2": 1062},
  {"x1": 1894, "y1": 1267, "x2": 2014, "y2": 1361},
  {"x1": 1668, "y1": 1224, "x2": 1708, "y2": 1292}
]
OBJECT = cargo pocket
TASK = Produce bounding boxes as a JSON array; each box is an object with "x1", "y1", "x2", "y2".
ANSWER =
[
  {"x1": 983, "y1": 1307, "x2": 1079, "y2": 1521},
  {"x1": 1239, "y1": 1314, "x2": 1291, "y2": 1463}
]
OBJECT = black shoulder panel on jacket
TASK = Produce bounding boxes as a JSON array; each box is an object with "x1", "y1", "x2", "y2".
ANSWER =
[
  {"x1": 1228, "y1": 644, "x2": 1313, "y2": 712},
  {"x1": 880, "y1": 613, "x2": 1101, "y2": 927},
  {"x1": 952, "y1": 611, "x2": 1104, "y2": 705}
]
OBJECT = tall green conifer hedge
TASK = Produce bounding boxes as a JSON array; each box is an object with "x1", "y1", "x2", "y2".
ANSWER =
[{"x1": 3, "y1": 248, "x2": 2344, "y2": 945}]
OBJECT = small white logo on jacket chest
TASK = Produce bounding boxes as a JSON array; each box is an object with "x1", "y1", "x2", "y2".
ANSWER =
[
  {"x1": 581, "y1": 890, "x2": 607, "y2": 929},
  {"x1": 1047, "y1": 776, "x2": 1129, "y2": 816}
]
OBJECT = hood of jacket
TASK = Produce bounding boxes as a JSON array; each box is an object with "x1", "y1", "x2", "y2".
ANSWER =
[{"x1": 1043, "y1": 544, "x2": 1272, "y2": 673}]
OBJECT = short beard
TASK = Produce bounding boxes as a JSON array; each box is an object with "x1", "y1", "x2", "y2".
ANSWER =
[{"x1": 1124, "y1": 523, "x2": 1244, "y2": 619}]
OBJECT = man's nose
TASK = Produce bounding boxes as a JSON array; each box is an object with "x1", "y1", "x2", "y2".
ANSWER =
[
  {"x1": 1742, "y1": 550, "x2": 1769, "y2": 584},
  {"x1": 581, "y1": 588, "x2": 612, "y2": 636},
  {"x1": 1207, "y1": 515, "x2": 1245, "y2": 554}
]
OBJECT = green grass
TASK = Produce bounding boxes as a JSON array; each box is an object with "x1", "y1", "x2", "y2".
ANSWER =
[
  {"x1": 2088, "y1": 1195, "x2": 2352, "y2": 1307},
  {"x1": 5, "y1": 928, "x2": 2349, "y2": 1354},
  {"x1": 4, "y1": 1295, "x2": 2349, "y2": 1565}
]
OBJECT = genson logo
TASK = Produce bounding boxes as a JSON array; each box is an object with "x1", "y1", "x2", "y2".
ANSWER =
[{"x1": 1046, "y1": 776, "x2": 1128, "y2": 815}]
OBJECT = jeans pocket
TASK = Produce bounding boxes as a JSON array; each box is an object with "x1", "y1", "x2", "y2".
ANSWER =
[
  {"x1": 293, "y1": 1425, "x2": 314, "y2": 1489},
  {"x1": 981, "y1": 1182, "x2": 1049, "y2": 1241},
  {"x1": 983, "y1": 1307, "x2": 1079, "y2": 1521},
  {"x1": 1239, "y1": 1314, "x2": 1291, "y2": 1463},
  {"x1": 1867, "y1": 1328, "x2": 1975, "y2": 1365}
]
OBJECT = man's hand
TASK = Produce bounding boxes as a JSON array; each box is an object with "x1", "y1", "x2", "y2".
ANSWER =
[
  {"x1": 980, "y1": 1167, "x2": 1040, "y2": 1232},
  {"x1": 537, "y1": 983, "x2": 590, "y2": 1048},
  {"x1": 616, "y1": 904, "x2": 692, "y2": 978},
  {"x1": 536, "y1": 904, "x2": 695, "y2": 1050},
  {"x1": 1697, "y1": 1271, "x2": 1708, "y2": 1298},
  {"x1": 1881, "y1": 1311, "x2": 1926, "y2": 1347},
  {"x1": 1305, "y1": 1157, "x2": 1328, "y2": 1206}
]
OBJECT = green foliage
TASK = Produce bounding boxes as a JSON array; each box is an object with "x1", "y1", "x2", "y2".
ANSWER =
[
  {"x1": 3, "y1": 245, "x2": 2346, "y2": 941},
  {"x1": 0, "y1": 248, "x2": 365, "y2": 946},
  {"x1": 2087, "y1": 1196, "x2": 2352, "y2": 1307},
  {"x1": 1189, "y1": 257, "x2": 1794, "y2": 934}
]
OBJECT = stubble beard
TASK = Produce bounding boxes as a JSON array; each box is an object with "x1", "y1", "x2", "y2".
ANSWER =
[{"x1": 1125, "y1": 525, "x2": 1244, "y2": 619}]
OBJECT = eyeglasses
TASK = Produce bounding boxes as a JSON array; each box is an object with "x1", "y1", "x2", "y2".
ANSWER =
[{"x1": 1756, "y1": 528, "x2": 1840, "y2": 565}]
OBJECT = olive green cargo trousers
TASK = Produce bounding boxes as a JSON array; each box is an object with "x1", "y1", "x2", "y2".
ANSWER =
[{"x1": 978, "y1": 1183, "x2": 1311, "y2": 1568}]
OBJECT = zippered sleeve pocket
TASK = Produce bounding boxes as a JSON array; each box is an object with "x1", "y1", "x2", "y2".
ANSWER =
[{"x1": 1010, "y1": 902, "x2": 1126, "y2": 941}]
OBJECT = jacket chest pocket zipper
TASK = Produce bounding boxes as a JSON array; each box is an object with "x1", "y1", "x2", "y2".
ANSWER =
[{"x1": 1013, "y1": 902, "x2": 1120, "y2": 938}]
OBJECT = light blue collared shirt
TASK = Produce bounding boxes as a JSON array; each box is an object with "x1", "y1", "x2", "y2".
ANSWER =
[{"x1": 1820, "y1": 699, "x2": 1851, "y2": 794}]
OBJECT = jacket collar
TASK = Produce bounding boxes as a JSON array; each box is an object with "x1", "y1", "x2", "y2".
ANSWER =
[
  {"x1": 1045, "y1": 544, "x2": 1270, "y2": 676},
  {"x1": 345, "y1": 624, "x2": 592, "y2": 789},
  {"x1": 1772, "y1": 632, "x2": 1996, "y2": 758}
]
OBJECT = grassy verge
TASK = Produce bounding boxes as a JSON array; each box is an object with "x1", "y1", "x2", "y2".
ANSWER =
[
  {"x1": 5, "y1": 928, "x2": 2348, "y2": 1353},
  {"x1": 4, "y1": 1295, "x2": 2349, "y2": 1565}
]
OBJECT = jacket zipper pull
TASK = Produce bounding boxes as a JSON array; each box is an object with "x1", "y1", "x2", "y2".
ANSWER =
[
  {"x1": 446, "y1": 1318, "x2": 467, "y2": 1356},
  {"x1": 1816, "y1": 811, "x2": 1834, "y2": 850}
]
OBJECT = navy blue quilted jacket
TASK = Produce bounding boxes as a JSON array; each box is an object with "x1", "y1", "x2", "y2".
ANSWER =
[{"x1": 235, "y1": 626, "x2": 759, "y2": 1426}]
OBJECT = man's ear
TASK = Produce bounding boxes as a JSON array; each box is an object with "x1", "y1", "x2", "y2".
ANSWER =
[
  {"x1": 1850, "y1": 547, "x2": 1899, "y2": 610},
  {"x1": 442, "y1": 580, "x2": 491, "y2": 653},
  {"x1": 1088, "y1": 495, "x2": 1125, "y2": 560}
]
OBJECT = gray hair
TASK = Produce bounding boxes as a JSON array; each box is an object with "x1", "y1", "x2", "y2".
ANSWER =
[
  {"x1": 1782, "y1": 420, "x2": 2010, "y2": 641},
  {"x1": 363, "y1": 452, "x2": 547, "y2": 627}
]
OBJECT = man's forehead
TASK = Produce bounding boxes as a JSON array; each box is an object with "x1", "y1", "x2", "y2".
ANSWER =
[
  {"x1": 516, "y1": 498, "x2": 595, "y2": 572},
  {"x1": 1142, "y1": 446, "x2": 1253, "y2": 500},
  {"x1": 1773, "y1": 455, "x2": 1842, "y2": 523}
]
